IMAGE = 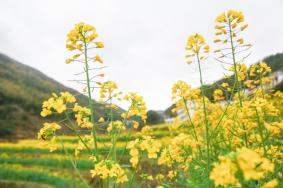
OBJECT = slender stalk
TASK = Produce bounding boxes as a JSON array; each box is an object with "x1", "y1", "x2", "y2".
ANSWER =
[
  {"x1": 228, "y1": 20, "x2": 243, "y2": 107},
  {"x1": 209, "y1": 76, "x2": 238, "y2": 139},
  {"x1": 127, "y1": 152, "x2": 143, "y2": 188},
  {"x1": 196, "y1": 52, "x2": 210, "y2": 175},
  {"x1": 112, "y1": 132, "x2": 117, "y2": 160},
  {"x1": 182, "y1": 97, "x2": 198, "y2": 141},
  {"x1": 182, "y1": 96, "x2": 203, "y2": 158},
  {"x1": 259, "y1": 72, "x2": 265, "y2": 98},
  {"x1": 59, "y1": 138, "x2": 91, "y2": 188},
  {"x1": 128, "y1": 172, "x2": 136, "y2": 188},
  {"x1": 82, "y1": 35, "x2": 99, "y2": 158},
  {"x1": 228, "y1": 20, "x2": 248, "y2": 147},
  {"x1": 110, "y1": 96, "x2": 117, "y2": 161},
  {"x1": 255, "y1": 108, "x2": 267, "y2": 156},
  {"x1": 117, "y1": 110, "x2": 133, "y2": 162},
  {"x1": 64, "y1": 112, "x2": 92, "y2": 154},
  {"x1": 106, "y1": 177, "x2": 110, "y2": 188}
]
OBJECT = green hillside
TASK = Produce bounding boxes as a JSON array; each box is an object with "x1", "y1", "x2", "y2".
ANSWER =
[
  {"x1": 0, "y1": 53, "x2": 122, "y2": 139},
  {"x1": 164, "y1": 52, "x2": 283, "y2": 117}
]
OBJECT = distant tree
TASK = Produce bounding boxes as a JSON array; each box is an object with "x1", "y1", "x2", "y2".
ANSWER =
[
  {"x1": 146, "y1": 110, "x2": 165, "y2": 125},
  {"x1": 275, "y1": 80, "x2": 283, "y2": 91},
  {"x1": 164, "y1": 104, "x2": 177, "y2": 118}
]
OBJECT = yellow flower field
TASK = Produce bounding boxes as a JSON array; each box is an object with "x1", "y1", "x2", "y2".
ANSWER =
[{"x1": 0, "y1": 9, "x2": 282, "y2": 188}]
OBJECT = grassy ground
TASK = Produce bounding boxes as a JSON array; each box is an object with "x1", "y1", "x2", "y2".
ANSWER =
[
  {"x1": 0, "y1": 124, "x2": 169, "y2": 188},
  {"x1": 0, "y1": 180, "x2": 53, "y2": 188}
]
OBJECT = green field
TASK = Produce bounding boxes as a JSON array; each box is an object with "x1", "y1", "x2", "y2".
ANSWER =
[{"x1": 0, "y1": 124, "x2": 169, "y2": 188}]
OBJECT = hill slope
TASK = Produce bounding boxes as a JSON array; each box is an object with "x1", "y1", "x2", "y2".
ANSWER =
[
  {"x1": 164, "y1": 52, "x2": 283, "y2": 117},
  {"x1": 0, "y1": 53, "x2": 122, "y2": 139}
]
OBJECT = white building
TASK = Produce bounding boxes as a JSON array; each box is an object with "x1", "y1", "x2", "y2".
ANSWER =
[
  {"x1": 164, "y1": 101, "x2": 196, "y2": 123},
  {"x1": 270, "y1": 70, "x2": 283, "y2": 86}
]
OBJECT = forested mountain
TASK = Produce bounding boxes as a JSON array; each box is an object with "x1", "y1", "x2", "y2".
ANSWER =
[{"x1": 0, "y1": 53, "x2": 122, "y2": 139}]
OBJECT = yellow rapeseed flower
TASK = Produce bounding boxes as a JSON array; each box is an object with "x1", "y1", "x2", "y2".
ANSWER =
[
  {"x1": 260, "y1": 179, "x2": 278, "y2": 188},
  {"x1": 38, "y1": 122, "x2": 61, "y2": 141},
  {"x1": 210, "y1": 156, "x2": 240, "y2": 187},
  {"x1": 94, "y1": 54, "x2": 104, "y2": 64},
  {"x1": 90, "y1": 160, "x2": 128, "y2": 183},
  {"x1": 186, "y1": 33, "x2": 209, "y2": 65},
  {"x1": 213, "y1": 89, "x2": 225, "y2": 101},
  {"x1": 237, "y1": 147, "x2": 274, "y2": 181}
]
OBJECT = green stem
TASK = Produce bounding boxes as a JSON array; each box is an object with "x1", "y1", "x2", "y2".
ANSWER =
[
  {"x1": 64, "y1": 112, "x2": 92, "y2": 154},
  {"x1": 182, "y1": 97, "x2": 198, "y2": 141},
  {"x1": 128, "y1": 172, "x2": 136, "y2": 188},
  {"x1": 209, "y1": 77, "x2": 238, "y2": 139},
  {"x1": 110, "y1": 97, "x2": 117, "y2": 161},
  {"x1": 228, "y1": 20, "x2": 248, "y2": 147},
  {"x1": 82, "y1": 36, "x2": 99, "y2": 158},
  {"x1": 196, "y1": 52, "x2": 210, "y2": 176},
  {"x1": 259, "y1": 73, "x2": 265, "y2": 98},
  {"x1": 112, "y1": 133, "x2": 117, "y2": 161},
  {"x1": 118, "y1": 109, "x2": 135, "y2": 163},
  {"x1": 182, "y1": 96, "x2": 203, "y2": 157},
  {"x1": 255, "y1": 107, "x2": 267, "y2": 156},
  {"x1": 128, "y1": 150, "x2": 144, "y2": 188},
  {"x1": 228, "y1": 20, "x2": 243, "y2": 107},
  {"x1": 106, "y1": 177, "x2": 110, "y2": 188},
  {"x1": 59, "y1": 138, "x2": 91, "y2": 188}
]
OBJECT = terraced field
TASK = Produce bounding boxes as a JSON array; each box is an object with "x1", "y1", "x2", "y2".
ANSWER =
[{"x1": 0, "y1": 124, "x2": 169, "y2": 188}]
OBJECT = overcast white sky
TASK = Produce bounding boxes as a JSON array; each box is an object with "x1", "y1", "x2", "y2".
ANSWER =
[{"x1": 0, "y1": 0, "x2": 282, "y2": 110}]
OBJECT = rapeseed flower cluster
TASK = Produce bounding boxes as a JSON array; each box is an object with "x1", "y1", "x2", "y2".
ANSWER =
[
  {"x1": 127, "y1": 135, "x2": 161, "y2": 168},
  {"x1": 229, "y1": 63, "x2": 248, "y2": 82},
  {"x1": 40, "y1": 92, "x2": 76, "y2": 117},
  {"x1": 90, "y1": 160, "x2": 128, "y2": 183},
  {"x1": 214, "y1": 10, "x2": 249, "y2": 48},
  {"x1": 107, "y1": 120, "x2": 125, "y2": 133},
  {"x1": 37, "y1": 11, "x2": 283, "y2": 188},
  {"x1": 171, "y1": 80, "x2": 201, "y2": 120},
  {"x1": 210, "y1": 156, "x2": 240, "y2": 187},
  {"x1": 250, "y1": 62, "x2": 272, "y2": 77},
  {"x1": 213, "y1": 89, "x2": 225, "y2": 101},
  {"x1": 186, "y1": 33, "x2": 209, "y2": 65},
  {"x1": 73, "y1": 103, "x2": 93, "y2": 129},
  {"x1": 99, "y1": 81, "x2": 122, "y2": 102},
  {"x1": 38, "y1": 123, "x2": 61, "y2": 141},
  {"x1": 210, "y1": 148, "x2": 276, "y2": 187},
  {"x1": 65, "y1": 22, "x2": 104, "y2": 64},
  {"x1": 237, "y1": 148, "x2": 274, "y2": 181},
  {"x1": 158, "y1": 133, "x2": 198, "y2": 168},
  {"x1": 38, "y1": 122, "x2": 61, "y2": 152},
  {"x1": 123, "y1": 92, "x2": 147, "y2": 122}
]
